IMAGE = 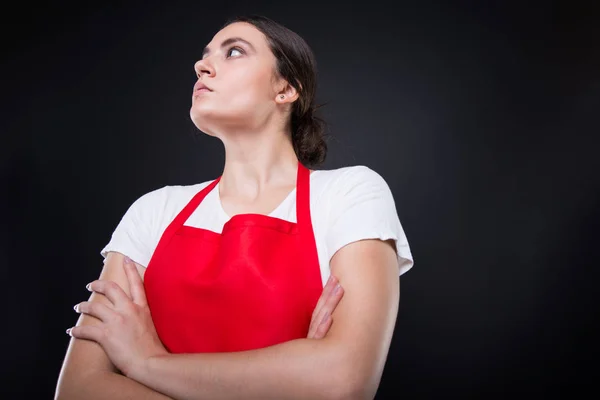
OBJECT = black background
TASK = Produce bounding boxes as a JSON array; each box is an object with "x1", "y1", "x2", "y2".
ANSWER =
[{"x1": 1, "y1": 0, "x2": 598, "y2": 398}]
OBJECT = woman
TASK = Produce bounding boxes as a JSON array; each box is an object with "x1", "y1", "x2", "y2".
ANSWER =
[{"x1": 55, "y1": 15, "x2": 413, "y2": 400}]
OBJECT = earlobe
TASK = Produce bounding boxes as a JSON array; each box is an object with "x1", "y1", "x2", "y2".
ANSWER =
[
  {"x1": 275, "y1": 81, "x2": 300, "y2": 104},
  {"x1": 275, "y1": 90, "x2": 299, "y2": 104},
  {"x1": 275, "y1": 93, "x2": 293, "y2": 104}
]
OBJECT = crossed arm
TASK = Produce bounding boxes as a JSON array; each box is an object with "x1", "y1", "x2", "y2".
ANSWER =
[{"x1": 55, "y1": 238, "x2": 400, "y2": 400}]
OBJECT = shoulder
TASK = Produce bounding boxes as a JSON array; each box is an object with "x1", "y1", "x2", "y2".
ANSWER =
[
  {"x1": 313, "y1": 165, "x2": 393, "y2": 203},
  {"x1": 100, "y1": 179, "x2": 217, "y2": 266},
  {"x1": 314, "y1": 165, "x2": 413, "y2": 275},
  {"x1": 126, "y1": 180, "x2": 215, "y2": 216},
  {"x1": 314, "y1": 165, "x2": 389, "y2": 185}
]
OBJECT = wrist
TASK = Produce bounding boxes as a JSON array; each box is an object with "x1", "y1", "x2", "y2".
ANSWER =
[{"x1": 125, "y1": 355, "x2": 152, "y2": 384}]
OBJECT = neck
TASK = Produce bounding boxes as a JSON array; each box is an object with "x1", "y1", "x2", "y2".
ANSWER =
[{"x1": 218, "y1": 127, "x2": 299, "y2": 201}]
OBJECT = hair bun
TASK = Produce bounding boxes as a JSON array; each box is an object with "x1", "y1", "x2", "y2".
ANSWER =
[{"x1": 291, "y1": 105, "x2": 327, "y2": 168}]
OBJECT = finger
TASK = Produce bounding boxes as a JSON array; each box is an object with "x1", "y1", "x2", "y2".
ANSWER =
[
  {"x1": 74, "y1": 301, "x2": 115, "y2": 322},
  {"x1": 309, "y1": 283, "x2": 344, "y2": 338},
  {"x1": 312, "y1": 311, "x2": 333, "y2": 339},
  {"x1": 323, "y1": 283, "x2": 344, "y2": 314},
  {"x1": 67, "y1": 324, "x2": 106, "y2": 343},
  {"x1": 123, "y1": 257, "x2": 147, "y2": 307},
  {"x1": 308, "y1": 276, "x2": 336, "y2": 338},
  {"x1": 311, "y1": 274, "x2": 338, "y2": 320},
  {"x1": 323, "y1": 282, "x2": 344, "y2": 313},
  {"x1": 308, "y1": 311, "x2": 329, "y2": 339},
  {"x1": 307, "y1": 276, "x2": 337, "y2": 338},
  {"x1": 87, "y1": 279, "x2": 131, "y2": 307}
]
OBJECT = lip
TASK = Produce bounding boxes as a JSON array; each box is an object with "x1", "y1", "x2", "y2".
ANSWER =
[{"x1": 193, "y1": 81, "x2": 213, "y2": 94}]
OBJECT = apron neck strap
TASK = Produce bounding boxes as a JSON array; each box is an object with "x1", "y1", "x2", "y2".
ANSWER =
[
  {"x1": 295, "y1": 161, "x2": 313, "y2": 229},
  {"x1": 171, "y1": 160, "x2": 311, "y2": 229}
]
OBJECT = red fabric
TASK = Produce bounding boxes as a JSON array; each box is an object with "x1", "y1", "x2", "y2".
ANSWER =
[{"x1": 144, "y1": 162, "x2": 323, "y2": 353}]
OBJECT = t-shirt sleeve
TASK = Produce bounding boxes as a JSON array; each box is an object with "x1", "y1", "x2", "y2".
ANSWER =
[
  {"x1": 325, "y1": 166, "x2": 414, "y2": 276},
  {"x1": 100, "y1": 187, "x2": 168, "y2": 268}
]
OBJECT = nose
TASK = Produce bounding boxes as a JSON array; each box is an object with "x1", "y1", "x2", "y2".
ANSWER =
[{"x1": 194, "y1": 58, "x2": 214, "y2": 79}]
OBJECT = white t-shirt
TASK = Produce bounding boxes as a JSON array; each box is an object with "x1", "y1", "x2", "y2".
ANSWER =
[{"x1": 101, "y1": 165, "x2": 414, "y2": 286}]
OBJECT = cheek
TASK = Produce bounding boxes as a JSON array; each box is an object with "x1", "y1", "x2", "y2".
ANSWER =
[
  {"x1": 225, "y1": 66, "x2": 273, "y2": 108},
  {"x1": 228, "y1": 88, "x2": 268, "y2": 113},
  {"x1": 190, "y1": 64, "x2": 274, "y2": 125}
]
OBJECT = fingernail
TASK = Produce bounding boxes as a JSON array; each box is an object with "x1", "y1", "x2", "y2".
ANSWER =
[
  {"x1": 124, "y1": 256, "x2": 131, "y2": 264},
  {"x1": 73, "y1": 304, "x2": 79, "y2": 312},
  {"x1": 334, "y1": 284, "x2": 342, "y2": 295},
  {"x1": 86, "y1": 283, "x2": 91, "y2": 291},
  {"x1": 66, "y1": 328, "x2": 73, "y2": 336}
]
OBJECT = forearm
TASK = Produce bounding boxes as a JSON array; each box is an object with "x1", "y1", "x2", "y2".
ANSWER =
[
  {"x1": 56, "y1": 370, "x2": 173, "y2": 400},
  {"x1": 129, "y1": 338, "x2": 351, "y2": 400}
]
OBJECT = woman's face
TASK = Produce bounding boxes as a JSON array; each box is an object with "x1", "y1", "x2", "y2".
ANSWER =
[{"x1": 190, "y1": 22, "x2": 282, "y2": 136}]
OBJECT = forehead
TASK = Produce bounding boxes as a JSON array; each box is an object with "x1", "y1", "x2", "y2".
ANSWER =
[{"x1": 208, "y1": 22, "x2": 268, "y2": 50}]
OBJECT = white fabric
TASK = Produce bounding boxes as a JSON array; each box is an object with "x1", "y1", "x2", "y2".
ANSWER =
[{"x1": 101, "y1": 165, "x2": 414, "y2": 286}]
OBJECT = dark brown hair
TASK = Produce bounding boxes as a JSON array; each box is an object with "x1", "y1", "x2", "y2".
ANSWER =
[{"x1": 223, "y1": 15, "x2": 328, "y2": 168}]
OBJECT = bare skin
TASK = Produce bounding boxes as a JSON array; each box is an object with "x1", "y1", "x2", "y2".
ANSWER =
[
  {"x1": 56, "y1": 20, "x2": 398, "y2": 399},
  {"x1": 55, "y1": 252, "x2": 344, "y2": 399}
]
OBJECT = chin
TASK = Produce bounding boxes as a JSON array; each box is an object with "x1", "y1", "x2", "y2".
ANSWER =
[
  {"x1": 190, "y1": 104, "x2": 218, "y2": 134},
  {"x1": 189, "y1": 102, "x2": 254, "y2": 136}
]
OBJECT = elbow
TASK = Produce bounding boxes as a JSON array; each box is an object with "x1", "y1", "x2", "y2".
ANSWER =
[
  {"x1": 54, "y1": 384, "x2": 74, "y2": 400},
  {"x1": 329, "y1": 381, "x2": 378, "y2": 400},
  {"x1": 326, "y1": 362, "x2": 380, "y2": 400},
  {"x1": 55, "y1": 378, "x2": 84, "y2": 400},
  {"x1": 309, "y1": 338, "x2": 385, "y2": 400},
  {"x1": 54, "y1": 374, "x2": 75, "y2": 400},
  {"x1": 55, "y1": 370, "x2": 105, "y2": 400},
  {"x1": 54, "y1": 391, "x2": 70, "y2": 400}
]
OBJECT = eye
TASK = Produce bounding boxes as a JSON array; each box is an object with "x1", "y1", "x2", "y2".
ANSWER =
[{"x1": 226, "y1": 46, "x2": 244, "y2": 58}]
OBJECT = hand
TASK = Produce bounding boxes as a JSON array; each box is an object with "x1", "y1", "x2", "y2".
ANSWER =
[
  {"x1": 67, "y1": 257, "x2": 168, "y2": 377},
  {"x1": 307, "y1": 274, "x2": 344, "y2": 339}
]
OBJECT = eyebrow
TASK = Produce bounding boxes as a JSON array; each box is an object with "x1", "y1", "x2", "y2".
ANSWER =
[{"x1": 202, "y1": 37, "x2": 256, "y2": 58}]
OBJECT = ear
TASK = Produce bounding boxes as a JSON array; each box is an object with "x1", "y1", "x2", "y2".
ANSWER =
[{"x1": 275, "y1": 82, "x2": 300, "y2": 105}]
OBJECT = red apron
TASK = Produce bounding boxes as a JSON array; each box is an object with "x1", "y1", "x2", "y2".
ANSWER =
[{"x1": 144, "y1": 161, "x2": 323, "y2": 353}]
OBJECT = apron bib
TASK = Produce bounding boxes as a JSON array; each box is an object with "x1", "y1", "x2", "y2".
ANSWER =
[{"x1": 144, "y1": 161, "x2": 323, "y2": 353}]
